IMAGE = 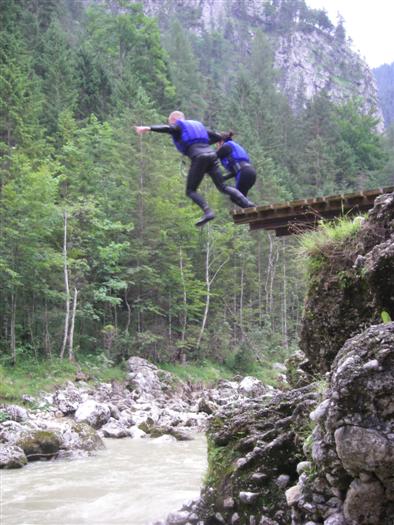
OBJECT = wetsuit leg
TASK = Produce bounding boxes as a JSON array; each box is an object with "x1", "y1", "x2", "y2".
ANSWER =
[
  {"x1": 236, "y1": 166, "x2": 257, "y2": 197},
  {"x1": 186, "y1": 156, "x2": 209, "y2": 210},
  {"x1": 207, "y1": 156, "x2": 254, "y2": 208}
]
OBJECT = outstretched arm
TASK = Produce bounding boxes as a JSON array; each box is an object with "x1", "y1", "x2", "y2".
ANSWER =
[
  {"x1": 134, "y1": 125, "x2": 179, "y2": 135},
  {"x1": 134, "y1": 126, "x2": 151, "y2": 135}
]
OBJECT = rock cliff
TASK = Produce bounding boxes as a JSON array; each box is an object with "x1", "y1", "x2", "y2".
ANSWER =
[
  {"x1": 166, "y1": 193, "x2": 394, "y2": 525},
  {"x1": 122, "y1": 0, "x2": 383, "y2": 122}
]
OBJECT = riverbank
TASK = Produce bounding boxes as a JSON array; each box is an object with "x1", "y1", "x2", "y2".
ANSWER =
[
  {"x1": 0, "y1": 354, "x2": 278, "y2": 405},
  {"x1": 0, "y1": 356, "x2": 277, "y2": 469}
]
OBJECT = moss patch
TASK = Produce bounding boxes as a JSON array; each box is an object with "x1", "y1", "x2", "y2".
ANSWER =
[{"x1": 17, "y1": 430, "x2": 61, "y2": 460}]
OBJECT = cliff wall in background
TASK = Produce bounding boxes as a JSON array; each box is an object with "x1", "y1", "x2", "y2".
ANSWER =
[
  {"x1": 119, "y1": 0, "x2": 383, "y2": 125},
  {"x1": 373, "y1": 62, "x2": 394, "y2": 128}
]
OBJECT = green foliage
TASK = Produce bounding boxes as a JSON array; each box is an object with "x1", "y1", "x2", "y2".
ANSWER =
[
  {"x1": 297, "y1": 215, "x2": 363, "y2": 260},
  {"x1": 84, "y1": 3, "x2": 175, "y2": 112},
  {"x1": 0, "y1": 354, "x2": 126, "y2": 403},
  {"x1": 0, "y1": 411, "x2": 10, "y2": 423},
  {"x1": 159, "y1": 360, "x2": 233, "y2": 384},
  {"x1": 381, "y1": 310, "x2": 392, "y2": 324},
  {"x1": 205, "y1": 434, "x2": 236, "y2": 488}
]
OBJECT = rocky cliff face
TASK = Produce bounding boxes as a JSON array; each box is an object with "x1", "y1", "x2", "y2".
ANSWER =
[
  {"x1": 300, "y1": 192, "x2": 394, "y2": 373},
  {"x1": 167, "y1": 192, "x2": 394, "y2": 525},
  {"x1": 274, "y1": 30, "x2": 379, "y2": 117},
  {"x1": 121, "y1": 0, "x2": 382, "y2": 123},
  {"x1": 373, "y1": 62, "x2": 394, "y2": 128},
  {"x1": 290, "y1": 322, "x2": 394, "y2": 525}
]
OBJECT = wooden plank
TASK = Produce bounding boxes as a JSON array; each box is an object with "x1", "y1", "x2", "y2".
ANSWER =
[
  {"x1": 233, "y1": 185, "x2": 394, "y2": 222},
  {"x1": 235, "y1": 185, "x2": 394, "y2": 236}
]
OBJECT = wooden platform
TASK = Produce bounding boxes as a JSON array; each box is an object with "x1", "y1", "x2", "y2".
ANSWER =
[{"x1": 232, "y1": 186, "x2": 394, "y2": 236}]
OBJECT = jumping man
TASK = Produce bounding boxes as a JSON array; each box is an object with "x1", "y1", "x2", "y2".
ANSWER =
[{"x1": 135, "y1": 111, "x2": 255, "y2": 226}]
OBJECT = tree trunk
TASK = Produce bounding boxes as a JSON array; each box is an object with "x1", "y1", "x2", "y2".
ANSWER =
[
  {"x1": 10, "y1": 292, "x2": 16, "y2": 365},
  {"x1": 197, "y1": 226, "x2": 229, "y2": 350},
  {"x1": 239, "y1": 260, "x2": 245, "y2": 339},
  {"x1": 179, "y1": 246, "x2": 188, "y2": 344},
  {"x1": 124, "y1": 286, "x2": 131, "y2": 334},
  {"x1": 68, "y1": 287, "x2": 78, "y2": 361},
  {"x1": 282, "y1": 240, "x2": 289, "y2": 349},
  {"x1": 60, "y1": 211, "x2": 70, "y2": 359},
  {"x1": 257, "y1": 236, "x2": 263, "y2": 327},
  {"x1": 168, "y1": 292, "x2": 172, "y2": 344},
  {"x1": 197, "y1": 232, "x2": 211, "y2": 349},
  {"x1": 270, "y1": 237, "x2": 279, "y2": 330},
  {"x1": 265, "y1": 232, "x2": 273, "y2": 316},
  {"x1": 43, "y1": 299, "x2": 52, "y2": 357}
]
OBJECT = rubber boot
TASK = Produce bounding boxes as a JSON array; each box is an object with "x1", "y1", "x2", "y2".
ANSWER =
[
  {"x1": 245, "y1": 198, "x2": 256, "y2": 208},
  {"x1": 195, "y1": 208, "x2": 215, "y2": 227}
]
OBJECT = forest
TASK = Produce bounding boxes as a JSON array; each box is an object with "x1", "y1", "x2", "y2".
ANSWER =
[{"x1": 1, "y1": 0, "x2": 393, "y2": 375}]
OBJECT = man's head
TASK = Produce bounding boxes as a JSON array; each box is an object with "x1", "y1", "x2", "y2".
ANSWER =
[{"x1": 168, "y1": 111, "x2": 185, "y2": 125}]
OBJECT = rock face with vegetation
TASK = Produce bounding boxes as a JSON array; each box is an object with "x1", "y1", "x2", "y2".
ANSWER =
[
  {"x1": 373, "y1": 62, "x2": 394, "y2": 128},
  {"x1": 300, "y1": 192, "x2": 394, "y2": 373},
  {"x1": 170, "y1": 192, "x2": 394, "y2": 525},
  {"x1": 289, "y1": 322, "x2": 394, "y2": 525},
  {"x1": 127, "y1": 0, "x2": 381, "y2": 119}
]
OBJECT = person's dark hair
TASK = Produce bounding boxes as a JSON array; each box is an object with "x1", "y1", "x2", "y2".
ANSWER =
[{"x1": 221, "y1": 130, "x2": 234, "y2": 142}]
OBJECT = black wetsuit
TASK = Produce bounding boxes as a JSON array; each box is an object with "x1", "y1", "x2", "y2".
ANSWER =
[
  {"x1": 216, "y1": 142, "x2": 256, "y2": 197},
  {"x1": 149, "y1": 124, "x2": 253, "y2": 211}
]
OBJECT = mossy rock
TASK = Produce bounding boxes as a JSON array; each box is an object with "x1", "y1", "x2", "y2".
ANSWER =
[
  {"x1": 17, "y1": 430, "x2": 61, "y2": 461},
  {"x1": 71, "y1": 422, "x2": 105, "y2": 451},
  {"x1": 138, "y1": 421, "x2": 151, "y2": 434},
  {"x1": 149, "y1": 426, "x2": 167, "y2": 438}
]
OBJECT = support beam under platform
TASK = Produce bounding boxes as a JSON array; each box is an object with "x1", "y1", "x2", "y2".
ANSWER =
[{"x1": 232, "y1": 186, "x2": 394, "y2": 236}]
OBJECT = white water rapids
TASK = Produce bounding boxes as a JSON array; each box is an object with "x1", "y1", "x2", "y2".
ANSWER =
[{"x1": 1, "y1": 434, "x2": 207, "y2": 525}]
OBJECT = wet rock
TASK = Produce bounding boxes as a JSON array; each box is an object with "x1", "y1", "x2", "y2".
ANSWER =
[
  {"x1": 101, "y1": 419, "x2": 130, "y2": 438},
  {"x1": 323, "y1": 513, "x2": 347, "y2": 525},
  {"x1": 53, "y1": 385, "x2": 83, "y2": 415},
  {"x1": 128, "y1": 426, "x2": 146, "y2": 439},
  {"x1": 343, "y1": 478, "x2": 385, "y2": 525},
  {"x1": 197, "y1": 397, "x2": 215, "y2": 415},
  {"x1": 16, "y1": 430, "x2": 61, "y2": 461},
  {"x1": 58, "y1": 420, "x2": 105, "y2": 454},
  {"x1": 74, "y1": 400, "x2": 111, "y2": 429},
  {"x1": 165, "y1": 510, "x2": 191, "y2": 524},
  {"x1": 238, "y1": 377, "x2": 266, "y2": 397},
  {"x1": 0, "y1": 405, "x2": 28, "y2": 422},
  {"x1": 0, "y1": 444, "x2": 27, "y2": 468},
  {"x1": 0, "y1": 420, "x2": 26, "y2": 444},
  {"x1": 285, "y1": 484, "x2": 301, "y2": 506},
  {"x1": 239, "y1": 491, "x2": 260, "y2": 504}
]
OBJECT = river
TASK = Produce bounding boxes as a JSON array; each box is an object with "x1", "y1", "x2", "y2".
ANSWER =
[{"x1": 1, "y1": 434, "x2": 207, "y2": 525}]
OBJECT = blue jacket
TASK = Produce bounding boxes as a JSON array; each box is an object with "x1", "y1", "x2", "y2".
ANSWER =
[
  {"x1": 172, "y1": 120, "x2": 209, "y2": 154},
  {"x1": 220, "y1": 140, "x2": 250, "y2": 173}
]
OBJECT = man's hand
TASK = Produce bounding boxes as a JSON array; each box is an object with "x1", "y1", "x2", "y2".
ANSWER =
[{"x1": 134, "y1": 126, "x2": 151, "y2": 135}]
